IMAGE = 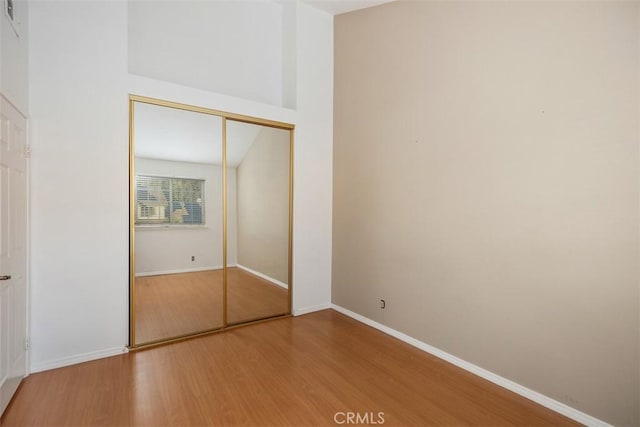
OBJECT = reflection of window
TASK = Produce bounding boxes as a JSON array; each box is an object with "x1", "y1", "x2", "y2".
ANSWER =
[{"x1": 135, "y1": 175, "x2": 205, "y2": 225}]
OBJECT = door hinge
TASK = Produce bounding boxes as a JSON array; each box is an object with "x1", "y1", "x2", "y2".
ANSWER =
[
  {"x1": 23, "y1": 144, "x2": 31, "y2": 159},
  {"x1": 24, "y1": 337, "x2": 30, "y2": 351}
]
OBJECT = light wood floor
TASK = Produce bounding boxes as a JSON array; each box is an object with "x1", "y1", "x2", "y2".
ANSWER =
[
  {"x1": 135, "y1": 267, "x2": 288, "y2": 344},
  {"x1": 1, "y1": 310, "x2": 577, "y2": 426}
]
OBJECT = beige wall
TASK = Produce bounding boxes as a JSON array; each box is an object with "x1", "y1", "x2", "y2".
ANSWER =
[
  {"x1": 333, "y1": 2, "x2": 639, "y2": 425},
  {"x1": 237, "y1": 127, "x2": 291, "y2": 285}
]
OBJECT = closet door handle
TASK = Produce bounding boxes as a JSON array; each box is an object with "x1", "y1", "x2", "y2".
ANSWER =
[{"x1": 0, "y1": 275, "x2": 11, "y2": 281}]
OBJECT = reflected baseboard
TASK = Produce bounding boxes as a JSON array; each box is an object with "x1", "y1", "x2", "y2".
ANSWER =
[
  {"x1": 235, "y1": 264, "x2": 288, "y2": 289},
  {"x1": 135, "y1": 266, "x2": 223, "y2": 277}
]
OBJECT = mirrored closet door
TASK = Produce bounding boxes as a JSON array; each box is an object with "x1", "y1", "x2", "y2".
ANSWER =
[
  {"x1": 129, "y1": 96, "x2": 293, "y2": 348},
  {"x1": 131, "y1": 101, "x2": 224, "y2": 345},
  {"x1": 226, "y1": 120, "x2": 291, "y2": 324}
]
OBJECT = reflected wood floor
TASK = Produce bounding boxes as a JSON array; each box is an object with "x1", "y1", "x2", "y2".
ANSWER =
[
  {"x1": 1, "y1": 310, "x2": 578, "y2": 426},
  {"x1": 135, "y1": 267, "x2": 288, "y2": 344}
]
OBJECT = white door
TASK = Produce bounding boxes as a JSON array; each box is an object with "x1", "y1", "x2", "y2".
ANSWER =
[{"x1": 0, "y1": 95, "x2": 28, "y2": 415}]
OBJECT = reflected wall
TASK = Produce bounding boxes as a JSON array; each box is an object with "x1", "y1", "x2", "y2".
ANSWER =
[{"x1": 227, "y1": 121, "x2": 291, "y2": 324}]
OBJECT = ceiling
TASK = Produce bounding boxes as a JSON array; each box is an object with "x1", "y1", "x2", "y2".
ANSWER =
[
  {"x1": 304, "y1": 0, "x2": 394, "y2": 15},
  {"x1": 134, "y1": 102, "x2": 261, "y2": 167}
]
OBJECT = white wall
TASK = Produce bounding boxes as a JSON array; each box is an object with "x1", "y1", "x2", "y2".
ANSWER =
[
  {"x1": 134, "y1": 158, "x2": 238, "y2": 275},
  {"x1": 29, "y1": 1, "x2": 129, "y2": 371},
  {"x1": 281, "y1": 1, "x2": 297, "y2": 109},
  {"x1": 291, "y1": 2, "x2": 333, "y2": 314},
  {"x1": 128, "y1": 0, "x2": 284, "y2": 107},
  {"x1": 28, "y1": 0, "x2": 333, "y2": 370},
  {"x1": 1, "y1": 0, "x2": 28, "y2": 113}
]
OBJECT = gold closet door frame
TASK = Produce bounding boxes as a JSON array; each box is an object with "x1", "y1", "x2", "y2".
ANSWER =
[{"x1": 128, "y1": 94, "x2": 294, "y2": 350}]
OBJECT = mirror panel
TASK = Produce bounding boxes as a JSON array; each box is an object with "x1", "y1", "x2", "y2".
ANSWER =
[
  {"x1": 132, "y1": 101, "x2": 224, "y2": 345},
  {"x1": 226, "y1": 120, "x2": 291, "y2": 324}
]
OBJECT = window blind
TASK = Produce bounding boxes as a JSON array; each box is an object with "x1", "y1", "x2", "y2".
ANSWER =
[{"x1": 135, "y1": 175, "x2": 205, "y2": 225}]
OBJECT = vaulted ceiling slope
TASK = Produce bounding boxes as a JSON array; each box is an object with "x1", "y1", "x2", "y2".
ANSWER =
[{"x1": 304, "y1": 0, "x2": 395, "y2": 16}]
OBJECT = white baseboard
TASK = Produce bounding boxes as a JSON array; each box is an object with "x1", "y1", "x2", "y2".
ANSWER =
[
  {"x1": 330, "y1": 304, "x2": 611, "y2": 427},
  {"x1": 293, "y1": 303, "x2": 331, "y2": 316},
  {"x1": 236, "y1": 264, "x2": 288, "y2": 289},
  {"x1": 31, "y1": 346, "x2": 128, "y2": 374},
  {"x1": 135, "y1": 265, "x2": 222, "y2": 277}
]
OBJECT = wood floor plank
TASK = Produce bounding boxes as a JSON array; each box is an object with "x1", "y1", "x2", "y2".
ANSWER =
[
  {"x1": 1, "y1": 310, "x2": 579, "y2": 426},
  {"x1": 135, "y1": 268, "x2": 288, "y2": 344}
]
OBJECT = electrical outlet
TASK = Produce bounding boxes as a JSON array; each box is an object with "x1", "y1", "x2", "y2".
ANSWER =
[
  {"x1": 380, "y1": 299, "x2": 386, "y2": 309},
  {"x1": 191, "y1": 256, "x2": 195, "y2": 261}
]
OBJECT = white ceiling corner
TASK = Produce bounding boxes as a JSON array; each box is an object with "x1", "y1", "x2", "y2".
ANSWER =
[{"x1": 303, "y1": 0, "x2": 395, "y2": 16}]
